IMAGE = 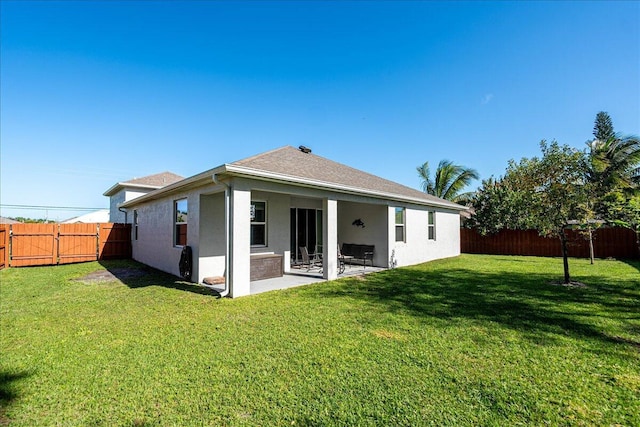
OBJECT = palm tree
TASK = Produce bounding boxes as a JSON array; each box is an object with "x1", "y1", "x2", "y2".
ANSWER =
[
  {"x1": 588, "y1": 112, "x2": 640, "y2": 193},
  {"x1": 585, "y1": 113, "x2": 640, "y2": 259},
  {"x1": 589, "y1": 133, "x2": 640, "y2": 194},
  {"x1": 417, "y1": 160, "x2": 479, "y2": 204}
]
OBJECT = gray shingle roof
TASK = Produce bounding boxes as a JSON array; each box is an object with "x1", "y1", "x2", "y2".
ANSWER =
[
  {"x1": 230, "y1": 146, "x2": 462, "y2": 209},
  {"x1": 122, "y1": 172, "x2": 184, "y2": 187},
  {"x1": 120, "y1": 146, "x2": 465, "y2": 210},
  {"x1": 104, "y1": 172, "x2": 184, "y2": 196},
  {"x1": 0, "y1": 216, "x2": 21, "y2": 224}
]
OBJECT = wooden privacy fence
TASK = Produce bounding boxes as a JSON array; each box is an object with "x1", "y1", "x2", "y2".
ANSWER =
[
  {"x1": 461, "y1": 227, "x2": 639, "y2": 259},
  {"x1": 0, "y1": 223, "x2": 131, "y2": 269}
]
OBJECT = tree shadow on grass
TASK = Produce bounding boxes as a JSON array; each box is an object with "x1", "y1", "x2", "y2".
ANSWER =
[
  {"x1": 622, "y1": 258, "x2": 640, "y2": 273},
  {"x1": 93, "y1": 260, "x2": 218, "y2": 297},
  {"x1": 313, "y1": 266, "x2": 640, "y2": 351},
  {"x1": 0, "y1": 370, "x2": 31, "y2": 425}
]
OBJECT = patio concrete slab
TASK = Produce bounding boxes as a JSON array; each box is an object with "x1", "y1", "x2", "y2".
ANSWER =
[
  {"x1": 250, "y1": 264, "x2": 385, "y2": 295},
  {"x1": 250, "y1": 273, "x2": 325, "y2": 295},
  {"x1": 202, "y1": 264, "x2": 385, "y2": 296}
]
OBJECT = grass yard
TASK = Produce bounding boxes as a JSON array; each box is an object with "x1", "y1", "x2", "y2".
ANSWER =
[{"x1": 1, "y1": 255, "x2": 639, "y2": 426}]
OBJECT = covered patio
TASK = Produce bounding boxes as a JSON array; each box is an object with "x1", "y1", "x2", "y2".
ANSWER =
[{"x1": 198, "y1": 185, "x2": 391, "y2": 297}]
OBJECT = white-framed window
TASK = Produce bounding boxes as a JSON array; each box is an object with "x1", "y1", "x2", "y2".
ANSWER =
[
  {"x1": 251, "y1": 201, "x2": 267, "y2": 246},
  {"x1": 174, "y1": 199, "x2": 188, "y2": 246},
  {"x1": 428, "y1": 211, "x2": 436, "y2": 240},
  {"x1": 133, "y1": 210, "x2": 138, "y2": 241},
  {"x1": 395, "y1": 207, "x2": 405, "y2": 242}
]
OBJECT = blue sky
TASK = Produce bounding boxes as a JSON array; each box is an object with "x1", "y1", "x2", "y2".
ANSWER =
[{"x1": 1, "y1": 1, "x2": 639, "y2": 221}]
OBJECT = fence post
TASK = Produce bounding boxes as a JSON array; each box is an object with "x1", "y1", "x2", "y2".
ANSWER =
[
  {"x1": 8, "y1": 225, "x2": 12, "y2": 267},
  {"x1": 55, "y1": 223, "x2": 60, "y2": 265},
  {"x1": 96, "y1": 223, "x2": 100, "y2": 261},
  {"x1": 0, "y1": 225, "x2": 8, "y2": 269}
]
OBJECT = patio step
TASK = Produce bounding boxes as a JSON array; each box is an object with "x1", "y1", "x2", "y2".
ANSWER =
[{"x1": 203, "y1": 276, "x2": 225, "y2": 285}]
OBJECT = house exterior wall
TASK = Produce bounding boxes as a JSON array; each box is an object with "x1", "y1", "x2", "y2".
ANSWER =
[
  {"x1": 109, "y1": 191, "x2": 127, "y2": 223},
  {"x1": 337, "y1": 202, "x2": 389, "y2": 267},
  {"x1": 109, "y1": 188, "x2": 155, "y2": 223},
  {"x1": 390, "y1": 206, "x2": 460, "y2": 268},
  {"x1": 126, "y1": 180, "x2": 294, "y2": 287},
  {"x1": 131, "y1": 188, "x2": 204, "y2": 279},
  {"x1": 433, "y1": 208, "x2": 462, "y2": 259},
  {"x1": 290, "y1": 197, "x2": 322, "y2": 210},
  {"x1": 250, "y1": 191, "x2": 290, "y2": 258}
]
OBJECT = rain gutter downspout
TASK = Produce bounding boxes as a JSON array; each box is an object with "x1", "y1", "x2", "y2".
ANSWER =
[
  {"x1": 118, "y1": 206, "x2": 128, "y2": 224},
  {"x1": 213, "y1": 173, "x2": 231, "y2": 298}
]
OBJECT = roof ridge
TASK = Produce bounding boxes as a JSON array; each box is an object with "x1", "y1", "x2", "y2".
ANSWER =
[
  {"x1": 292, "y1": 148, "x2": 436, "y2": 199},
  {"x1": 229, "y1": 145, "x2": 292, "y2": 166}
]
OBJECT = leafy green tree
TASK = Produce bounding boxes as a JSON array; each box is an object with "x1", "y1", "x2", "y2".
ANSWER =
[
  {"x1": 469, "y1": 176, "x2": 533, "y2": 233},
  {"x1": 471, "y1": 141, "x2": 589, "y2": 283},
  {"x1": 11, "y1": 217, "x2": 56, "y2": 224},
  {"x1": 417, "y1": 160, "x2": 479, "y2": 204}
]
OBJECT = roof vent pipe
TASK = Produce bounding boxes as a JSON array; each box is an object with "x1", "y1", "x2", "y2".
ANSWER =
[{"x1": 298, "y1": 145, "x2": 312, "y2": 154}]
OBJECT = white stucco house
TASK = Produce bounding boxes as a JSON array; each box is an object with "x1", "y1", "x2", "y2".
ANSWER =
[
  {"x1": 109, "y1": 146, "x2": 465, "y2": 298},
  {"x1": 62, "y1": 209, "x2": 110, "y2": 224}
]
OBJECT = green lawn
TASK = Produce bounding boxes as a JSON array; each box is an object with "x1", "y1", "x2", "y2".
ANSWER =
[{"x1": 1, "y1": 255, "x2": 638, "y2": 426}]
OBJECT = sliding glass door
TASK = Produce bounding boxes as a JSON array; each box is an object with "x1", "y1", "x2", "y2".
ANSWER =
[{"x1": 290, "y1": 208, "x2": 323, "y2": 263}]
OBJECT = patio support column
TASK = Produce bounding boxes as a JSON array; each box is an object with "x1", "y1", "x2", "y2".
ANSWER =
[
  {"x1": 322, "y1": 198, "x2": 338, "y2": 280},
  {"x1": 229, "y1": 186, "x2": 251, "y2": 297},
  {"x1": 387, "y1": 206, "x2": 396, "y2": 268}
]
